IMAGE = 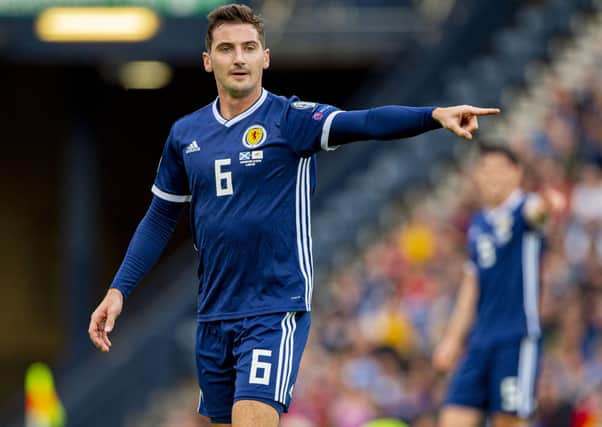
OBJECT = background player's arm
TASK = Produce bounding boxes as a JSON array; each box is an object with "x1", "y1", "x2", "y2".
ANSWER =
[
  {"x1": 432, "y1": 268, "x2": 478, "y2": 372},
  {"x1": 329, "y1": 105, "x2": 500, "y2": 146},
  {"x1": 523, "y1": 188, "x2": 566, "y2": 227},
  {"x1": 88, "y1": 196, "x2": 184, "y2": 352}
]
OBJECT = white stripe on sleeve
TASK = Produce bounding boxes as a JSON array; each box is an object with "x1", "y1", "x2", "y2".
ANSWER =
[
  {"x1": 320, "y1": 110, "x2": 342, "y2": 151},
  {"x1": 151, "y1": 185, "x2": 191, "y2": 203}
]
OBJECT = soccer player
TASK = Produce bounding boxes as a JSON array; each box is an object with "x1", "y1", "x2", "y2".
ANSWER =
[
  {"x1": 432, "y1": 144, "x2": 565, "y2": 427},
  {"x1": 88, "y1": 4, "x2": 500, "y2": 427}
]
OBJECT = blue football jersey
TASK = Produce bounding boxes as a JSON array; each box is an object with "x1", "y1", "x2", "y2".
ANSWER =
[
  {"x1": 152, "y1": 89, "x2": 341, "y2": 321},
  {"x1": 467, "y1": 191, "x2": 544, "y2": 345}
]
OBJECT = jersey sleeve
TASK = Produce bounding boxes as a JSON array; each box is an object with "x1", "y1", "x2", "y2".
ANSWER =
[
  {"x1": 280, "y1": 99, "x2": 342, "y2": 157},
  {"x1": 151, "y1": 125, "x2": 191, "y2": 203}
]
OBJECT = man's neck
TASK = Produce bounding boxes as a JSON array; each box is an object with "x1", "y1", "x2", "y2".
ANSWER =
[
  {"x1": 218, "y1": 86, "x2": 263, "y2": 120},
  {"x1": 486, "y1": 188, "x2": 522, "y2": 211}
]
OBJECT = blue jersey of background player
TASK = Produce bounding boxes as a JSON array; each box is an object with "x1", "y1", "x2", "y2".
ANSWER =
[
  {"x1": 433, "y1": 144, "x2": 566, "y2": 427},
  {"x1": 88, "y1": 4, "x2": 501, "y2": 427}
]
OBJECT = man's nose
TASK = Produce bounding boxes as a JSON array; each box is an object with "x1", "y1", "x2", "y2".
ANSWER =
[{"x1": 234, "y1": 46, "x2": 246, "y2": 65}]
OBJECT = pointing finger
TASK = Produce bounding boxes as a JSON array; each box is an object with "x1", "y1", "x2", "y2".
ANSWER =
[{"x1": 468, "y1": 107, "x2": 501, "y2": 116}]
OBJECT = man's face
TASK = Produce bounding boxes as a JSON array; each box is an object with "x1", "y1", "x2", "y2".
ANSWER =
[
  {"x1": 474, "y1": 153, "x2": 522, "y2": 206},
  {"x1": 203, "y1": 23, "x2": 269, "y2": 98}
]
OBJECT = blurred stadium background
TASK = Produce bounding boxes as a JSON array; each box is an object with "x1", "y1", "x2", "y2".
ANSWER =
[{"x1": 2, "y1": 0, "x2": 602, "y2": 426}]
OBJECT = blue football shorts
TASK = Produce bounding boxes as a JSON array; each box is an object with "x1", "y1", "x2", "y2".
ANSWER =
[
  {"x1": 444, "y1": 336, "x2": 541, "y2": 418},
  {"x1": 195, "y1": 311, "x2": 310, "y2": 424}
]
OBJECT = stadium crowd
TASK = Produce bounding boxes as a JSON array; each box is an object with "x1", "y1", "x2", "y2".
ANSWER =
[{"x1": 279, "y1": 48, "x2": 602, "y2": 427}]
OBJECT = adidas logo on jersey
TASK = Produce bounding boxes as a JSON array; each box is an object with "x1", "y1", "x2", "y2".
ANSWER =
[{"x1": 185, "y1": 140, "x2": 200, "y2": 154}]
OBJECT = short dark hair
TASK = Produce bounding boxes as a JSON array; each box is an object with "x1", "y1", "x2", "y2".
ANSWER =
[
  {"x1": 477, "y1": 142, "x2": 520, "y2": 165},
  {"x1": 205, "y1": 4, "x2": 265, "y2": 51}
]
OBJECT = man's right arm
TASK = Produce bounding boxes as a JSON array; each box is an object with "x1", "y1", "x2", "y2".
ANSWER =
[
  {"x1": 88, "y1": 196, "x2": 184, "y2": 352},
  {"x1": 108, "y1": 196, "x2": 184, "y2": 298},
  {"x1": 432, "y1": 268, "x2": 478, "y2": 372}
]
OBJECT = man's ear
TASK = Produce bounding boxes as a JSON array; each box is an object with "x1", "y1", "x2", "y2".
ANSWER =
[
  {"x1": 263, "y1": 48, "x2": 270, "y2": 70},
  {"x1": 202, "y1": 52, "x2": 212, "y2": 72}
]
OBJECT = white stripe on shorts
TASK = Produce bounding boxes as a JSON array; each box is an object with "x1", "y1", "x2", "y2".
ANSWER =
[
  {"x1": 517, "y1": 336, "x2": 538, "y2": 418},
  {"x1": 274, "y1": 313, "x2": 293, "y2": 403},
  {"x1": 197, "y1": 389, "x2": 203, "y2": 413},
  {"x1": 281, "y1": 313, "x2": 297, "y2": 403}
]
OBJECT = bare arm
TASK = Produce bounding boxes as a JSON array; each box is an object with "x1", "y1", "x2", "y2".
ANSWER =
[{"x1": 432, "y1": 268, "x2": 478, "y2": 372}]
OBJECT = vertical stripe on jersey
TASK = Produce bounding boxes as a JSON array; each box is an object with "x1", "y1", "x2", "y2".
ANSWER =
[
  {"x1": 274, "y1": 313, "x2": 293, "y2": 403},
  {"x1": 305, "y1": 160, "x2": 314, "y2": 308},
  {"x1": 296, "y1": 158, "x2": 313, "y2": 311},
  {"x1": 517, "y1": 336, "x2": 538, "y2": 418},
  {"x1": 301, "y1": 158, "x2": 313, "y2": 308},
  {"x1": 522, "y1": 233, "x2": 541, "y2": 336},
  {"x1": 281, "y1": 313, "x2": 297, "y2": 403}
]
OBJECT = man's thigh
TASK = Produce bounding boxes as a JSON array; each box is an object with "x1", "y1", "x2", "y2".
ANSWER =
[
  {"x1": 195, "y1": 321, "x2": 236, "y2": 424},
  {"x1": 232, "y1": 400, "x2": 279, "y2": 427},
  {"x1": 491, "y1": 413, "x2": 529, "y2": 427},
  {"x1": 489, "y1": 336, "x2": 540, "y2": 419},
  {"x1": 438, "y1": 405, "x2": 483, "y2": 427},
  {"x1": 195, "y1": 312, "x2": 311, "y2": 425},
  {"x1": 444, "y1": 344, "x2": 489, "y2": 412},
  {"x1": 233, "y1": 311, "x2": 311, "y2": 414}
]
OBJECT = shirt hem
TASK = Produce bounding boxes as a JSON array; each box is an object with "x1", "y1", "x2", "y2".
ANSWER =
[
  {"x1": 469, "y1": 330, "x2": 540, "y2": 348},
  {"x1": 196, "y1": 304, "x2": 309, "y2": 322}
]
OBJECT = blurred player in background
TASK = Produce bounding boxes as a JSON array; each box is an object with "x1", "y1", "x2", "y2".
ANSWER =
[
  {"x1": 88, "y1": 4, "x2": 500, "y2": 427},
  {"x1": 433, "y1": 144, "x2": 565, "y2": 427}
]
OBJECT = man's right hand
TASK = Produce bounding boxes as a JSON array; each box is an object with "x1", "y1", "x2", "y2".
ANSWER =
[
  {"x1": 432, "y1": 338, "x2": 463, "y2": 373},
  {"x1": 88, "y1": 288, "x2": 124, "y2": 352}
]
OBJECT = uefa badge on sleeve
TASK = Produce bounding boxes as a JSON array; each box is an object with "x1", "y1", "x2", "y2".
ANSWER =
[{"x1": 242, "y1": 125, "x2": 267, "y2": 149}]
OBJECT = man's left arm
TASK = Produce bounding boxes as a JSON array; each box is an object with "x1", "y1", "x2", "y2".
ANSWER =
[{"x1": 328, "y1": 105, "x2": 501, "y2": 147}]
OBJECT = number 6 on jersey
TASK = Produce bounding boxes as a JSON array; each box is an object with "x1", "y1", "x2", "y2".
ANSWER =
[{"x1": 215, "y1": 159, "x2": 233, "y2": 196}]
